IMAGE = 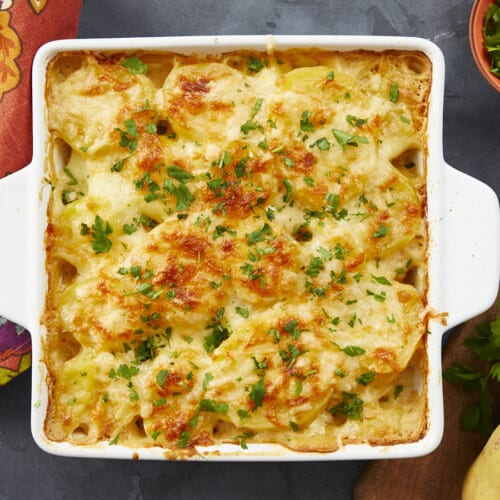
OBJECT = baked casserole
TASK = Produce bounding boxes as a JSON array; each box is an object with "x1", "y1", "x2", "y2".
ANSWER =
[{"x1": 42, "y1": 47, "x2": 432, "y2": 456}]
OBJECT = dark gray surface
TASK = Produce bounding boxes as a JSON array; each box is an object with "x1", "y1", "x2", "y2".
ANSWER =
[{"x1": 2, "y1": 1, "x2": 499, "y2": 499}]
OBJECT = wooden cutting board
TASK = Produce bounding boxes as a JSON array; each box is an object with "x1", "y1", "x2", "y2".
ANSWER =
[{"x1": 354, "y1": 293, "x2": 500, "y2": 500}]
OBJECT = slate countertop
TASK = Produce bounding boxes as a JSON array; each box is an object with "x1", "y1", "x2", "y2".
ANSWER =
[{"x1": 2, "y1": 1, "x2": 499, "y2": 499}]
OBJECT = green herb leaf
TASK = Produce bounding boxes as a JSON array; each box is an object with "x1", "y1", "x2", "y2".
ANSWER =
[
  {"x1": 252, "y1": 98, "x2": 263, "y2": 118},
  {"x1": 356, "y1": 371, "x2": 376, "y2": 386},
  {"x1": 249, "y1": 377, "x2": 266, "y2": 409},
  {"x1": 235, "y1": 306, "x2": 250, "y2": 318},
  {"x1": 300, "y1": 111, "x2": 314, "y2": 132},
  {"x1": 284, "y1": 320, "x2": 301, "y2": 340},
  {"x1": 315, "y1": 137, "x2": 331, "y2": 151},
  {"x1": 240, "y1": 120, "x2": 257, "y2": 135},
  {"x1": 279, "y1": 344, "x2": 307, "y2": 369},
  {"x1": 90, "y1": 215, "x2": 113, "y2": 254},
  {"x1": 135, "y1": 336, "x2": 156, "y2": 363},
  {"x1": 329, "y1": 392, "x2": 363, "y2": 420},
  {"x1": 282, "y1": 178, "x2": 293, "y2": 203},
  {"x1": 305, "y1": 256, "x2": 324, "y2": 277},
  {"x1": 108, "y1": 433, "x2": 120, "y2": 445},
  {"x1": 372, "y1": 224, "x2": 389, "y2": 238},
  {"x1": 178, "y1": 430, "x2": 190, "y2": 448},
  {"x1": 156, "y1": 369, "x2": 171, "y2": 388},
  {"x1": 332, "y1": 129, "x2": 369, "y2": 152},
  {"x1": 204, "y1": 309, "x2": 232, "y2": 353},
  {"x1": 63, "y1": 167, "x2": 78, "y2": 186},
  {"x1": 247, "y1": 223, "x2": 273, "y2": 245},
  {"x1": 199, "y1": 399, "x2": 229, "y2": 414},
  {"x1": 247, "y1": 57, "x2": 267, "y2": 73},
  {"x1": 346, "y1": 114, "x2": 367, "y2": 127},
  {"x1": 339, "y1": 345, "x2": 365, "y2": 357},
  {"x1": 167, "y1": 165, "x2": 194, "y2": 182},
  {"x1": 122, "y1": 57, "x2": 148, "y2": 75},
  {"x1": 389, "y1": 82, "x2": 399, "y2": 103}
]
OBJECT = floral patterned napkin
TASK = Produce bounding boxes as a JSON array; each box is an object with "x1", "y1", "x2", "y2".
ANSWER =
[{"x1": 0, "y1": 0, "x2": 82, "y2": 386}]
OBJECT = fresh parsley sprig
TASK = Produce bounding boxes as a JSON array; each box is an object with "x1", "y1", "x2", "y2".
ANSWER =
[{"x1": 443, "y1": 304, "x2": 500, "y2": 438}]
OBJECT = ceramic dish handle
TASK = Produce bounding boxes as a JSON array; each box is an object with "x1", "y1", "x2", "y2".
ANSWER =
[
  {"x1": 441, "y1": 163, "x2": 500, "y2": 329},
  {"x1": 0, "y1": 164, "x2": 33, "y2": 328}
]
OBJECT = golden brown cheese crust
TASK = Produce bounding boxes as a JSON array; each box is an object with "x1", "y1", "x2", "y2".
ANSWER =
[{"x1": 42, "y1": 48, "x2": 432, "y2": 454}]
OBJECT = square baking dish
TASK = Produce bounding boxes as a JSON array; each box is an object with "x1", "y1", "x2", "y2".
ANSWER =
[{"x1": 0, "y1": 35, "x2": 498, "y2": 460}]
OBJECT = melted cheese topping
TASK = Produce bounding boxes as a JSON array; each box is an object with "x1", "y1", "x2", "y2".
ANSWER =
[{"x1": 43, "y1": 49, "x2": 432, "y2": 455}]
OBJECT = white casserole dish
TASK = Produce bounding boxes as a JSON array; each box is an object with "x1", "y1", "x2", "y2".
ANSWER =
[{"x1": 0, "y1": 35, "x2": 499, "y2": 461}]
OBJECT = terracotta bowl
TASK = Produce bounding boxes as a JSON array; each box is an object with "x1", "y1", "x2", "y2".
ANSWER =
[{"x1": 469, "y1": 0, "x2": 500, "y2": 92}]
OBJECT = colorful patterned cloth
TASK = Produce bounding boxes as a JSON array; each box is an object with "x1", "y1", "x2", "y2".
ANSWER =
[{"x1": 0, "y1": 0, "x2": 82, "y2": 386}]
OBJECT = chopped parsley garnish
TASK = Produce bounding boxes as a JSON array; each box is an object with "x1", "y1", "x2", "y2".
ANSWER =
[
  {"x1": 178, "y1": 430, "x2": 190, "y2": 448},
  {"x1": 346, "y1": 114, "x2": 367, "y2": 127},
  {"x1": 304, "y1": 175, "x2": 315, "y2": 186},
  {"x1": 239, "y1": 120, "x2": 256, "y2": 135},
  {"x1": 207, "y1": 177, "x2": 231, "y2": 192},
  {"x1": 123, "y1": 223, "x2": 138, "y2": 235},
  {"x1": 218, "y1": 150, "x2": 232, "y2": 168},
  {"x1": 108, "y1": 433, "x2": 120, "y2": 445},
  {"x1": 202, "y1": 372, "x2": 213, "y2": 391},
  {"x1": 389, "y1": 82, "x2": 399, "y2": 102},
  {"x1": 237, "y1": 409, "x2": 250, "y2": 422},
  {"x1": 300, "y1": 110, "x2": 314, "y2": 132},
  {"x1": 89, "y1": 215, "x2": 113, "y2": 254},
  {"x1": 394, "y1": 384, "x2": 404, "y2": 399},
  {"x1": 305, "y1": 256, "x2": 324, "y2": 277},
  {"x1": 329, "y1": 392, "x2": 364, "y2": 420},
  {"x1": 234, "y1": 157, "x2": 248, "y2": 178},
  {"x1": 156, "y1": 369, "x2": 171, "y2": 388},
  {"x1": 284, "y1": 319, "x2": 302, "y2": 340},
  {"x1": 135, "y1": 336, "x2": 156, "y2": 363},
  {"x1": 116, "y1": 119, "x2": 139, "y2": 153},
  {"x1": 63, "y1": 167, "x2": 78, "y2": 185},
  {"x1": 247, "y1": 223, "x2": 273, "y2": 245},
  {"x1": 356, "y1": 371, "x2": 376, "y2": 386},
  {"x1": 240, "y1": 262, "x2": 264, "y2": 282},
  {"x1": 293, "y1": 223, "x2": 313, "y2": 242},
  {"x1": 333, "y1": 243, "x2": 348, "y2": 260},
  {"x1": 62, "y1": 190, "x2": 79, "y2": 205},
  {"x1": 332, "y1": 129, "x2": 369, "y2": 152},
  {"x1": 267, "y1": 328, "x2": 281, "y2": 343},
  {"x1": 213, "y1": 225, "x2": 236, "y2": 240},
  {"x1": 121, "y1": 56, "x2": 148, "y2": 75},
  {"x1": 315, "y1": 137, "x2": 331, "y2": 151},
  {"x1": 372, "y1": 224, "x2": 389, "y2": 238},
  {"x1": 109, "y1": 363, "x2": 139, "y2": 381},
  {"x1": 249, "y1": 377, "x2": 266, "y2": 409},
  {"x1": 251, "y1": 98, "x2": 263, "y2": 118},
  {"x1": 111, "y1": 158, "x2": 125, "y2": 172},
  {"x1": 164, "y1": 178, "x2": 195, "y2": 211},
  {"x1": 282, "y1": 178, "x2": 293, "y2": 203},
  {"x1": 204, "y1": 308, "x2": 232, "y2": 353},
  {"x1": 234, "y1": 432, "x2": 254, "y2": 449},
  {"x1": 371, "y1": 275, "x2": 392, "y2": 285},
  {"x1": 336, "y1": 344, "x2": 365, "y2": 357},
  {"x1": 167, "y1": 165, "x2": 194, "y2": 182},
  {"x1": 279, "y1": 344, "x2": 308, "y2": 369},
  {"x1": 247, "y1": 57, "x2": 267, "y2": 73},
  {"x1": 235, "y1": 306, "x2": 250, "y2": 318},
  {"x1": 198, "y1": 399, "x2": 229, "y2": 415},
  {"x1": 366, "y1": 289, "x2": 387, "y2": 302}
]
